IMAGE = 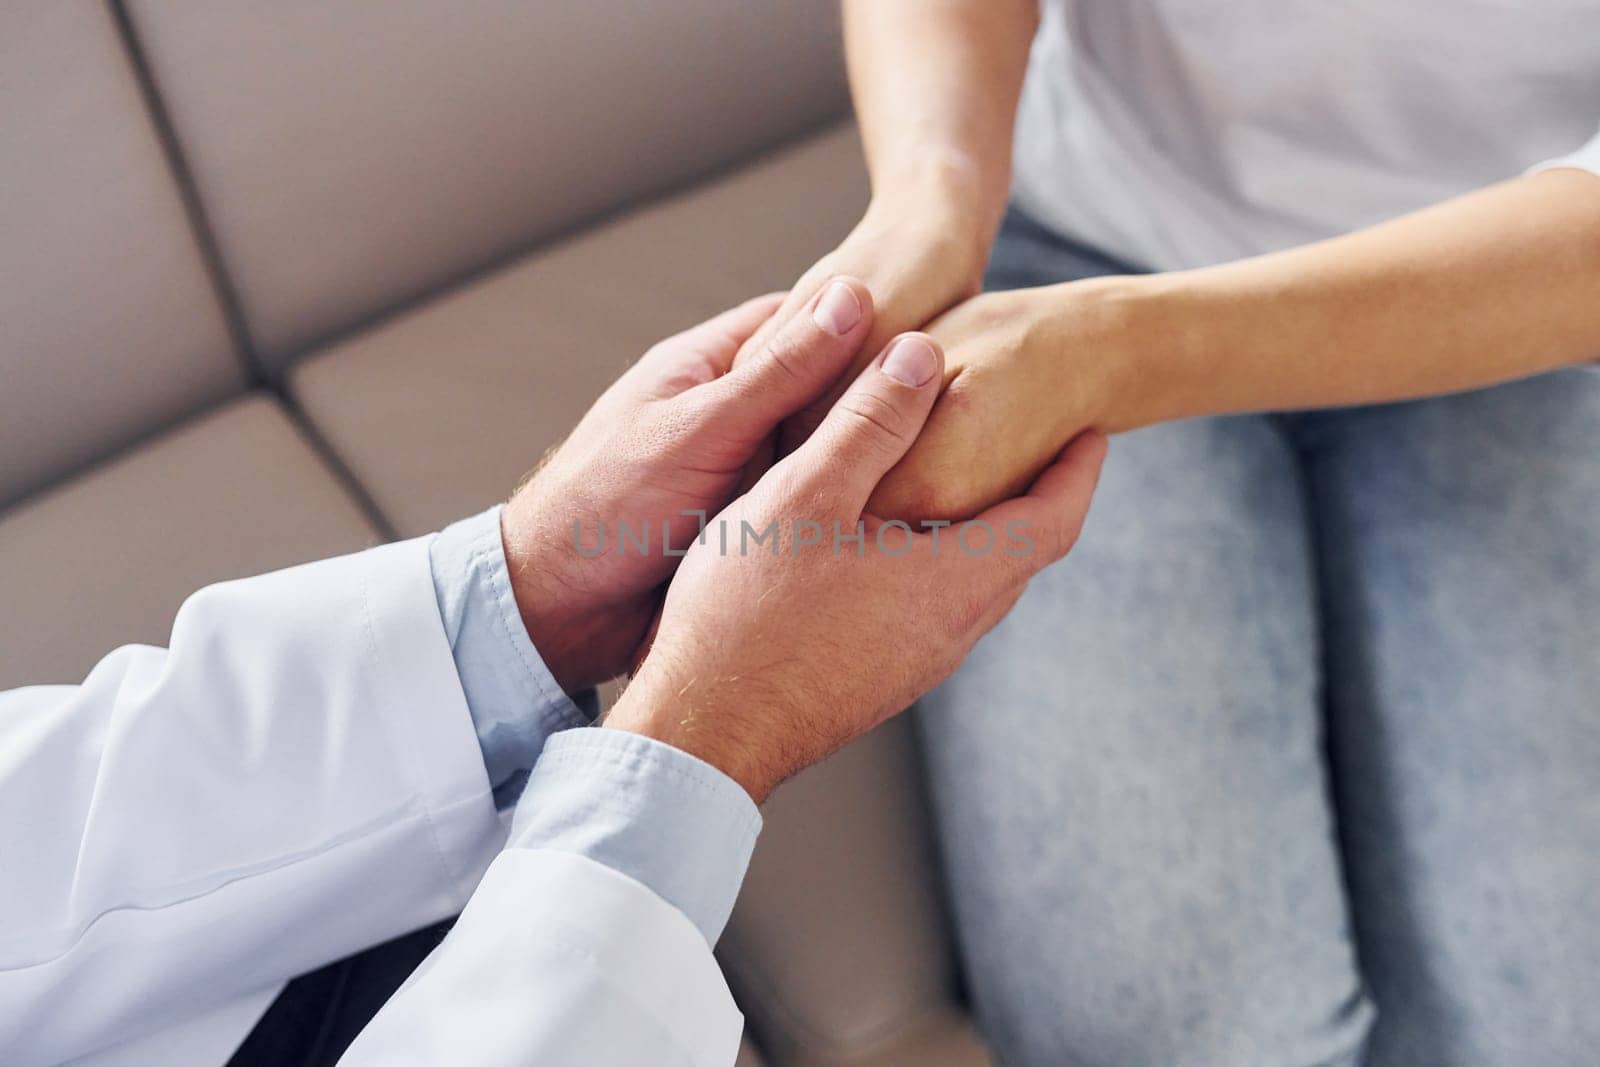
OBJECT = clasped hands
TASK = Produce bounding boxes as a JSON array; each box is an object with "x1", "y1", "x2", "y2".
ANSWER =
[
  {"x1": 501, "y1": 274, "x2": 1106, "y2": 803},
  {"x1": 733, "y1": 195, "x2": 1153, "y2": 525}
]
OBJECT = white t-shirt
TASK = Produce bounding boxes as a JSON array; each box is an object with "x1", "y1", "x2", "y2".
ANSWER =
[{"x1": 1011, "y1": 0, "x2": 1600, "y2": 271}]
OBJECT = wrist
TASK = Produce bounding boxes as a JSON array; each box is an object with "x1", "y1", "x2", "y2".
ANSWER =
[
  {"x1": 603, "y1": 678, "x2": 780, "y2": 804},
  {"x1": 499, "y1": 501, "x2": 621, "y2": 693},
  {"x1": 1109, "y1": 270, "x2": 1235, "y2": 428},
  {"x1": 862, "y1": 158, "x2": 1003, "y2": 284},
  {"x1": 1032, "y1": 273, "x2": 1209, "y2": 433},
  {"x1": 869, "y1": 140, "x2": 984, "y2": 205}
]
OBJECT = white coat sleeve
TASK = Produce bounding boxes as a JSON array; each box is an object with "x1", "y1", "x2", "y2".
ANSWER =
[
  {"x1": 0, "y1": 537, "x2": 505, "y2": 1066},
  {"x1": 339, "y1": 725, "x2": 760, "y2": 1067},
  {"x1": 338, "y1": 849, "x2": 747, "y2": 1067}
]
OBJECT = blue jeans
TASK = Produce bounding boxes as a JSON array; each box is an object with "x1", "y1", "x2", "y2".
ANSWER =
[{"x1": 920, "y1": 210, "x2": 1600, "y2": 1065}]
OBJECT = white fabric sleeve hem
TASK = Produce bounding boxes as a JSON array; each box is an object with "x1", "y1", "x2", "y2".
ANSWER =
[
  {"x1": 508, "y1": 728, "x2": 762, "y2": 944},
  {"x1": 341, "y1": 849, "x2": 745, "y2": 1066},
  {"x1": 1527, "y1": 124, "x2": 1600, "y2": 178}
]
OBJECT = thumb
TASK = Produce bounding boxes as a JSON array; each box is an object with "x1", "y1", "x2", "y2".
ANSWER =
[
  {"x1": 780, "y1": 333, "x2": 944, "y2": 518},
  {"x1": 699, "y1": 276, "x2": 875, "y2": 443}
]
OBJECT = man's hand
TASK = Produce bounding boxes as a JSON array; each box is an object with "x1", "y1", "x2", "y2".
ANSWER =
[
  {"x1": 502, "y1": 278, "x2": 878, "y2": 692},
  {"x1": 606, "y1": 333, "x2": 1108, "y2": 802},
  {"x1": 869, "y1": 279, "x2": 1142, "y2": 524}
]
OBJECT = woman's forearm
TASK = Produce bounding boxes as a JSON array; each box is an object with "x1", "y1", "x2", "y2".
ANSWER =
[
  {"x1": 843, "y1": 0, "x2": 1037, "y2": 245},
  {"x1": 1097, "y1": 168, "x2": 1600, "y2": 428},
  {"x1": 726, "y1": 3, "x2": 1037, "y2": 414}
]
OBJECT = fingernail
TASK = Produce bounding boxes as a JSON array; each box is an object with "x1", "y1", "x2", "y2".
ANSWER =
[
  {"x1": 812, "y1": 280, "x2": 862, "y2": 336},
  {"x1": 880, "y1": 336, "x2": 938, "y2": 387}
]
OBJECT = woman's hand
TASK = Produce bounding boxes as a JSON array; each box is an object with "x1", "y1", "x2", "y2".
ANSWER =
[
  {"x1": 869, "y1": 278, "x2": 1146, "y2": 524},
  {"x1": 736, "y1": 188, "x2": 993, "y2": 450}
]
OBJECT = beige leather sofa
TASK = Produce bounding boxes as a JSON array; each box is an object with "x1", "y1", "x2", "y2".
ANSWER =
[{"x1": 1, "y1": 3, "x2": 989, "y2": 1063}]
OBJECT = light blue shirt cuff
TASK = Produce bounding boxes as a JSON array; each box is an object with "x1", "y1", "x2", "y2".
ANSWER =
[
  {"x1": 508, "y1": 728, "x2": 763, "y2": 945},
  {"x1": 428, "y1": 505, "x2": 593, "y2": 802}
]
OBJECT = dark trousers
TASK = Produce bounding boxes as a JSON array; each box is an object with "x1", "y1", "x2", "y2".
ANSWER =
[{"x1": 226, "y1": 920, "x2": 454, "y2": 1067}]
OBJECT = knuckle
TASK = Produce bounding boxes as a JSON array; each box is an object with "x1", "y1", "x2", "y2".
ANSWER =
[
  {"x1": 837, "y1": 389, "x2": 914, "y2": 449},
  {"x1": 756, "y1": 322, "x2": 815, "y2": 387},
  {"x1": 931, "y1": 367, "x2": 993, "y2": 437}
]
